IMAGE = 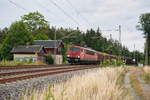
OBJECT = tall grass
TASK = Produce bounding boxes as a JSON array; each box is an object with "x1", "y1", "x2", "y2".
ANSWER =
[
  {"x1": 143, "y1": 66, "x2": 150, "y2": 74},
  {"x1": 142, "y1": 66, "x2": 150, "y2": 84},
  {"x1": 23, "y1": 67, "x2": 131, "y2": 100}
]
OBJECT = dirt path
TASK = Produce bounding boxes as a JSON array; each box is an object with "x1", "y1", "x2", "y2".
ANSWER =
[
  {"x1": 125, "y1": 68, "x2": 150, "y2": 100},
  {"x1": 124, "y1": 71, "x2": 140, "y2": 100},
  {"x1": 136, "y1": 69, "x2": 150, "y2": 99}
]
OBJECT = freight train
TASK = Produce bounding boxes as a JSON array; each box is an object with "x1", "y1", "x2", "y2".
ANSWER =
[{"x1": 67, "y1": 45, "x2": 136, "y2": 65}]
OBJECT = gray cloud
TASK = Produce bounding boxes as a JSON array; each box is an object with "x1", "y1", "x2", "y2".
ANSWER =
[{"x1": 0, "y1": 0, "x2": 149, "y2": 52}]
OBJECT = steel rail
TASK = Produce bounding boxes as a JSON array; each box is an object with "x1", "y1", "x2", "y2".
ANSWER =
[{"x1": 0, "y1": 65, "x2": 98, "y2": 84}]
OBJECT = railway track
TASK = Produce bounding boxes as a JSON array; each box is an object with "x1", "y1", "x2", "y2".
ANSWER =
[
  {"x1": 0, "y1": 65, "x2": 98, "y2": 84},
  {"x1": 0, "y1": 64, "x2": 70, "y2": 70}
]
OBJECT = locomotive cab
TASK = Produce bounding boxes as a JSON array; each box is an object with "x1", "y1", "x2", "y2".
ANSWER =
[{"x1": 67, "y1": 46, "x2": 83, "y2": 64}]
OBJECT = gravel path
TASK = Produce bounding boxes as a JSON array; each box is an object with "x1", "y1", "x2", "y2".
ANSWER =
[
  {"x1": 0, "y1": 68, "x2": 98, "y2": 100},
  {"x1": 125, "y1": 69, "x2": 150, "y2": 100},
  {"x1": 124, "y1": 71, "x2": 141, "y2": 100},
  {"x1": 137, "y1": 69, "x2": 150, "y2": 100}
]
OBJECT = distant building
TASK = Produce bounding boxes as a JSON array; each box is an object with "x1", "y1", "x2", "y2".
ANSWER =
[
  {"x1": 11, "y1": 45, "x2": 46, "y2": 63},
  {"x1": 35, "y1": 40, "x2": 64, "y2": 64},
  {"x1": 34, "y1": 40, "x2": 64, "y2": 55}
]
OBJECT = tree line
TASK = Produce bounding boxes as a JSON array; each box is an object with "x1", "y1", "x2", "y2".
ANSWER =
[{"x1": 0, "y1": 11, "x2": 144, "y2": 64}]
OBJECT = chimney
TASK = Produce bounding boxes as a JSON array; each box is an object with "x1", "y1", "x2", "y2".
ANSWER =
[
  {"x1": 26, "y1": 42, "x2": 30, "y2": 48},
  {"x1": 26, "y1": 42, "x2": 30, "y2": 46}
]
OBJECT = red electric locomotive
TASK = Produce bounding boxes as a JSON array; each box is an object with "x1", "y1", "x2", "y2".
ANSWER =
[{"x1": 67, "y1": 46, "x2": 98, "y2": 64}]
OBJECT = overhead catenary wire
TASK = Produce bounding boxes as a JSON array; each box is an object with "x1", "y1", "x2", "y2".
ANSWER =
[
  {"x1": 48, "y1": 0, "x2": 80, "y2": 26},
  {"x1": 7, "y1": 0, "x2": 28, "y2": 11},
  {"x1": 34, "y1": 0, "x2": 55, "y2": 17},
  {"x1": 65, "y1": 0, "x2": 92, "y2": 27}
]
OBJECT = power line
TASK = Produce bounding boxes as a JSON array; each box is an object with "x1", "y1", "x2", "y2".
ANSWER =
[
  {"x1": 34, "y1": 0, "x2": 73, "y2": 27},
  {"x1": 48, "y1": 0, "x2": 80, "y2": 26},
  {"x1": 65, "y1": 0, "x2": 91, "y2": 27},
  {"x1": 34, "y1": 0, "x2": 54, "y2": 17},
  {"x1": 7, "y1": 0, "x2": 27, "y2": 11},
  {"x1": 36, "y1": 0, "x2": 53, "y2": 15}
]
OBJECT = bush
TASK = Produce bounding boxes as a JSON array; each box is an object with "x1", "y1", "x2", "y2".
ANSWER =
[
  {"x1": 46, "y1": 54, "x2": 54, "y2": 64},
  {"x1": 28, "y1": 57, "x2": 33, "y2": 63},
  {"x1": 116, "y1": 59, "x2": 123, "y2": 66},
  {"x1": 101, "y1": 59, "x2": 112, "y2": 67},
  {"x1": 101, "y1": 59, "x2": 123, "y2": 67}
]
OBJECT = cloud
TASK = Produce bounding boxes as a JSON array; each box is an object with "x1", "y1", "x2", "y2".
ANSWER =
[{"x1": 0, "y1": 0, "x2": 149, "y2": 52}]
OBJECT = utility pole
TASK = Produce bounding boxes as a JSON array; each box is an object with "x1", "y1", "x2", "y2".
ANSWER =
[
  {"x1": 54, "y1": 28, "x2": 56, "y2": 54},
  {"x1": 119, "y1": 25, "x2": 121, "y2": 43},
  {"x1": 118, "y1": 25, "x2": 122, "y2": 58},
  {"x1": 145, "y1": 33, "x2": 148, "y2": 65},
  {"x1": 54, "y1": 27, "x2": 57, "y2": 64},
  {"x1": 134, "y1": 44, "x2": 135, "y2": 64},
  {"x1": 110, "y1": 34, "x2": 112, "y2": 40}
]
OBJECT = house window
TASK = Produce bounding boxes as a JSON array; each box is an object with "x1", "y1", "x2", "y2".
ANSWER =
[
  {"x1": 25, "y1": 57, "x2": 30, "y2": 61},
  {"x1": 15, "y1": 57, "x2": 20, "y2": 61},
  {"x1": 33, "y1": 57, "x2": 37, "y2": 62},
  {"x1": 15, "y1": 57, "x2": 24, "y2": 61}
]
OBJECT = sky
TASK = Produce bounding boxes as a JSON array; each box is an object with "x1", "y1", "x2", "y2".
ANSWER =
[{"x1": 0, "y1": 0, "x2": 150, "y2": 52}]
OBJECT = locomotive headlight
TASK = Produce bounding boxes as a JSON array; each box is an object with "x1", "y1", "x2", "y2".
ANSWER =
[
  {"x1": 77, "y1": 56, "x2": 80, "y2": 58},
  {"x1": 67, "y1": 55, "x2": 70, "y2": 57}
]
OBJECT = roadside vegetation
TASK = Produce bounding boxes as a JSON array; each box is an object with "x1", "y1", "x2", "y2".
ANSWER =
[
  {"x1": 130, "y1": 68, "x2": 146, "y2": 100},
  {"x1": 21, "y1": 67, "x2": 132, "y2": 100},
  {"x1": 141, "y1": 66, "x2": 150, "y2": 85},
  {"x1": 0, "y1": 60, "x2": 44, "y2": 66},
  {"x1": 45, "y1": 54, "x2": 55, "y2": 65},
  {"x1": 101, "y1": 59, "x2": 124, "y2": 67}
]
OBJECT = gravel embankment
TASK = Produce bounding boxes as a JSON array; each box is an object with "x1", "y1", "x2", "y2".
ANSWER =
[{"x1": 0, "y1": 68, "x2": 98, "y2": 100}]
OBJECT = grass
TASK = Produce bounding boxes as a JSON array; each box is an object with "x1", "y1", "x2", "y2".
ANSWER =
[
  {"x1": 141, "y1": 66, "x2": 150, "y2": 85},
  {"x1": 0, "y1": 61, "x2": 45, "y2": 66},
  {"x1": 130, "y1": 69, "x2": 146, "y2": 100},
  {"x1": 21, "y1": 67, "x2": 132, "y2": 100}
]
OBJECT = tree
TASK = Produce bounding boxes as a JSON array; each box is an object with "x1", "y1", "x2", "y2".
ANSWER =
[
  {"x1": 21, "y1": 11, "x2": 49, "y2": 35},
  {"x1": 34, "y1": 33, "x2": 49, "y2": 40},
  {"x1": 0, "y1": 21, "x2": 34, "y2": 60},
  {"x1": 137, "y1": 13, "x2": 150, "y2": 65},
  {"x1": 0, "y1": 27, "x2": 8, "y2": 44}
]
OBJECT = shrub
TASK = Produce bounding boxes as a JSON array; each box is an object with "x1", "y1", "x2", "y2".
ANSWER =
[
  {"x1": 110, "y1": 59, "x2": 117, "y2": 66},
  {"x1": 28, "y1": 57, "x2": 33, "y2": 63},
  {"x1": 101, "y1": 59, "x2": 123, "y2": 67},
  {"x1": 46, "y1": 54, "x2": 54, "y2": 64},
  {"x1": 116, "y1": 59, "x2": 123, "y2": 66},
  {"x1": 102, "y1": 59, "x2": 111, "y2": 67}
]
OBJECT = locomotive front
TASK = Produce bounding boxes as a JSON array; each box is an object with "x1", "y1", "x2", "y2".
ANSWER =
[{"x1": 67, "y1": 46, "x2": 82, "y2": 64}]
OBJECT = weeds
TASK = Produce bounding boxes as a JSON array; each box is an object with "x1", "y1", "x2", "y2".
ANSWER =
[
  {"x1": 141, "y1": 66, "x2": 150, "y2": 85},
  {"x1": 45, "y1": 84, "x2": 55, "y2": 100},
  {"x1": 22, "y1": 67, "x2": 131, "y2": 100},
  {"x1": 101, "y1": 59, "x2": 123, "y2": 67},
  {"x1": 0, "y1": 61, "x2": 44, "y2": 66}
]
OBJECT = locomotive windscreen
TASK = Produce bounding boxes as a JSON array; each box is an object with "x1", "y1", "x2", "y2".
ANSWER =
[{"x1": 69, "y1": 47, "x2": 80, "y2": 52}]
